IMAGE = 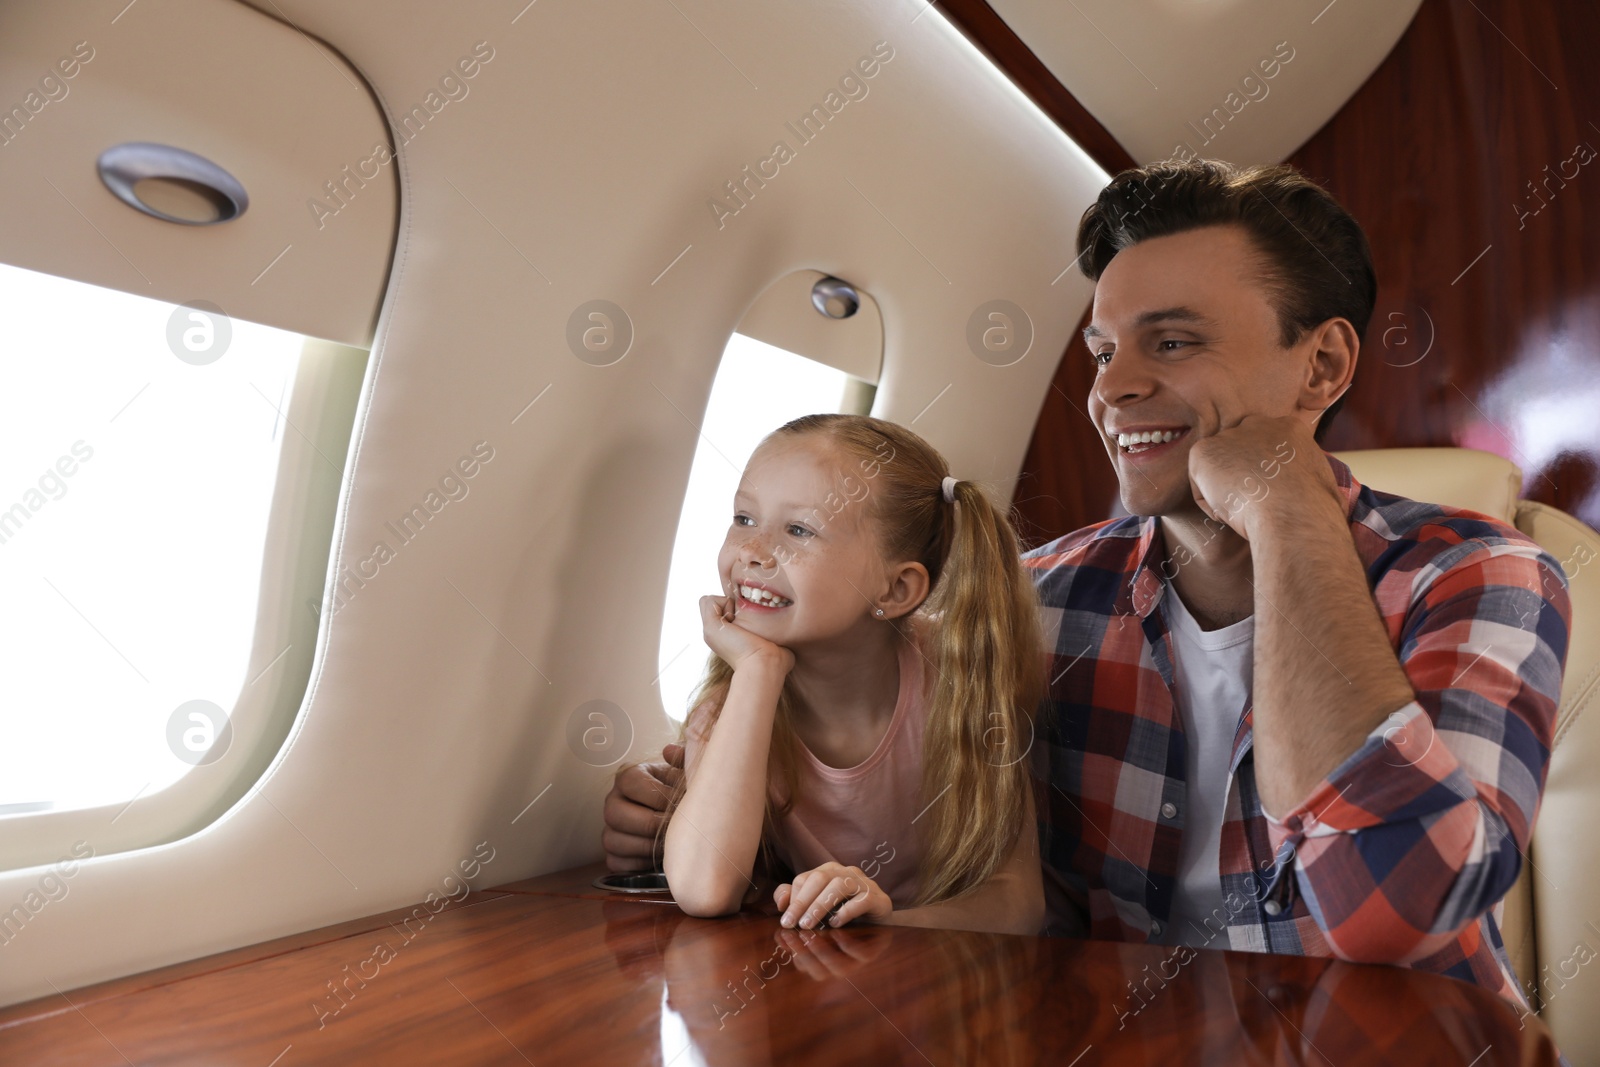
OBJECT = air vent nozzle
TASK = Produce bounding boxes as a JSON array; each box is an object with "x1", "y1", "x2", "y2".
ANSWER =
[
  {"x1": 811, "y1": 276, "x2": 860, "y2": 320},
  {"x1": 97, "y1": 142, "x2": 248, "y2": 226}
]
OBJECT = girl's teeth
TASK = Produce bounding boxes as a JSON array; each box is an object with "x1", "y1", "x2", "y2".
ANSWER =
[
  {"x1": 1117, "y1": 429, "x2": 1180, "y2": 449},
  {"x1": 739, "y1": 584, "x2": 792, "y2": 607}
]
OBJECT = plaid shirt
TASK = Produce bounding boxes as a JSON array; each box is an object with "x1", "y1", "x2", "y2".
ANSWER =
[{"x1": 1022, "y1": 452, "x2": 1571, "y2": 1012}]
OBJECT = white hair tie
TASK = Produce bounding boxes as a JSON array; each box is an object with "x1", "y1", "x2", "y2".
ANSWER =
[{"x1": 941, "y1": 476, "x2": 959, "y2": 503}]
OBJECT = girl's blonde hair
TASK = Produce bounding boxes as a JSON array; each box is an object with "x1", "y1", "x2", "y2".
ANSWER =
[{"x1": 659, "y1": 413, "x2": 1044, "y2": 907}]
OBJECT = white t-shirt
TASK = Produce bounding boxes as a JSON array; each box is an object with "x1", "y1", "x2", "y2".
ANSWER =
[{"x1": 1161, "y1": 581, "x2": 1254, "y2": 948}]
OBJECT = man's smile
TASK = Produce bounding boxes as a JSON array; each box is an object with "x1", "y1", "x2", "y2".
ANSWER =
[{"x1": 1108, "y1": 424, "x2": 1192, "y2": 460}]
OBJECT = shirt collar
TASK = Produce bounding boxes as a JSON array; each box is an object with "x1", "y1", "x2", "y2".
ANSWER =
[{"x1": 1326, "y1": 449, "x2": 1362, "y2": 518}]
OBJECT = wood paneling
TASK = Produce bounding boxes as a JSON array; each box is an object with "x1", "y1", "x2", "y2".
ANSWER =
[
  {"x1": 936, "y1": 0, "x2": 1138, "y2": 176},
  {"x1": 1009, "y1": 303, "x2": 1122, "y2": 548},
  {"x1": 1012, "y1": 0, "x2": 1600, "y2": 544},
  {"x1": 0, "y1": 862, "x2": 1562, "y2": 1064}
]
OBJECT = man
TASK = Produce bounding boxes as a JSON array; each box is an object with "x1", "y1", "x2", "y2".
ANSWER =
[{"x1": 602, "y1": 159, "x2": 1572, "y2": 1015}]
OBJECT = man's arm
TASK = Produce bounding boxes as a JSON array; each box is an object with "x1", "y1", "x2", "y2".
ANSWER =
[
  {"x1": 1257, "y1": 535, "x2": 1567, "y2": 962},
  {"x1": 1187, "y1": 416, "x2": 1416, "y2": 815},
  {"x1": 1244, "y1": 474, "x2": 1416, "y2": 820},
  {"x1": 1193, "y1": 416, "x2": 1571, "y2": 962}
]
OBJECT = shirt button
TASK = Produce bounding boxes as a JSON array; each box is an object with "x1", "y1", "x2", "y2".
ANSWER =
[
  {"x1": 1263, "y1": 900, "x2": 1283, "y2": 916},
  {"x1": 1160, "y1": 802, "x2": 1178, "y2": 819},
  {"x1": 1149, "y1": 919, "x2": 1163, "y2": 936}
]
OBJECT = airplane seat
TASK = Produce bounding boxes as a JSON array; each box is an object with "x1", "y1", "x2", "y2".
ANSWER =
[{"x1": 1336, "y1": 447, "x2": 1600, "y2": 1061}]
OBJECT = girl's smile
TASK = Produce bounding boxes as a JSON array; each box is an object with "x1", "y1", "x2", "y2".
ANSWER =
[{"x1": 736, "y1": 581, "x2": 793, "y2": 610}]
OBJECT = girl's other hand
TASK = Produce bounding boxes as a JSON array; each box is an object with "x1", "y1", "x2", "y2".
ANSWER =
[
  {"x1": 775, "y1": 862, "x2": 892, "y2": 929},
  {"x1": 698, "y1": 593, "x2": 794, "y2": 676}
]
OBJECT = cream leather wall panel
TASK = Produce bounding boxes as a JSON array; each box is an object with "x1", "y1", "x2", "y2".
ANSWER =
[
  {"x1": 1497, "y1": 871, "x2": 1538, "y2": 1016},
  {"x1": 1519, "y1": 501, "x2": 1600, "y2": 1062},
  {"x1": 1336, "y1": 447, "x2": 1524, "y2": 523},
  {"x1": 990, "y1": 0, "x2": 1424, "y2": 166},
  {"x1": 0, "y1": 0, "x2": 1107, "y2": 1006},
  {"x1": 0, "y1": 0, "x2": 395, "y2": 347}
]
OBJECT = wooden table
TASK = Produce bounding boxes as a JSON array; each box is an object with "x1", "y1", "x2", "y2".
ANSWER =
[{"x1": 0, "y1": 862, "x2": 1562, "y2": 1065}]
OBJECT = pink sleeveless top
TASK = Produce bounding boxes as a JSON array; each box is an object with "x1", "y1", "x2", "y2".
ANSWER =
[{"x1": 683, "y1": 629, "x2": 933, "y2": 907}]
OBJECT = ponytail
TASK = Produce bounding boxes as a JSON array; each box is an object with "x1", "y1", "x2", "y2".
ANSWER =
[{"x1": 912, "y1": 477, "x2": 1044, "y2": 905}]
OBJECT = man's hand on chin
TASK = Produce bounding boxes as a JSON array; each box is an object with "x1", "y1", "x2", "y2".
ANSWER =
[{"x1": 1186, "y1": 414, "x2": 1342, "y2": 541}]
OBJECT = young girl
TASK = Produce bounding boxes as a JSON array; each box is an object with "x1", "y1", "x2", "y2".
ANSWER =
[{"x1": 662, "y1": 413, "x2": 1046, "y2": 934}]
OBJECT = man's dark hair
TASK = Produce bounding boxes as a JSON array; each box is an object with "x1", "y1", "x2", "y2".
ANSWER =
[{"x1": 1076, "y1": 159, "x2": 1376, "y2": 443}]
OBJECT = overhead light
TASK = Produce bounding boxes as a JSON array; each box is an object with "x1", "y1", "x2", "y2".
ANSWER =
[
  {"x1": 811, "y1": 276, "x2": 860, "y2": 319},
  {"x1": 96, "y1": 142, "x2": 248, "y2": 226}
]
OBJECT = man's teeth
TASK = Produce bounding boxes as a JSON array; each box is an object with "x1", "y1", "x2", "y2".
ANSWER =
[
  {"x1": 740, "y1": 585, "x2": 793, "y2": 607},
  {"x1": 1117, "y1": 430, "x2": 1181, "y2": 449}
]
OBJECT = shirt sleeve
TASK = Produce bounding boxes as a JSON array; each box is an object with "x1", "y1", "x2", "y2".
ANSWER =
[{"x1": 1264, "y1": 538, "x2": 1571, "y2": 964}]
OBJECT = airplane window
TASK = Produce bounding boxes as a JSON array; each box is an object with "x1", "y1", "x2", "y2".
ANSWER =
[
  {"x1": 0, "y1": 262, "x2": 306, "y2": 814},
  {"x1": 656, "y1": 333, "x2": 858, "y2": 722}
]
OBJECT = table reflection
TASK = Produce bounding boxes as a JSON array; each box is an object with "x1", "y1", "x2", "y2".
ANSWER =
[{"x1": 591, "y1": 895, "x2": 1558, "y2": 1065}]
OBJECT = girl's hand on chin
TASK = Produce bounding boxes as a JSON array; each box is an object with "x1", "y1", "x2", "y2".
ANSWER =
[
  {"x1": 775, "y1": 863, "x2": 893, "y2": 929},
  {"x1": 698, "y1": 594, "x2": 795, "y2": 676}
]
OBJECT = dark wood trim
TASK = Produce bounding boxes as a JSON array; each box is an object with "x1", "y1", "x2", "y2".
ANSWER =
[{"x1": 934, "y1": 0, "x2": 1139, "y2": 175}]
